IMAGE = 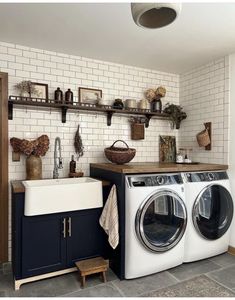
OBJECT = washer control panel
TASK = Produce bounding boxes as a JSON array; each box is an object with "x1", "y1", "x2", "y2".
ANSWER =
[
  {"x1": 184, "y1": 171, "x2": 228, "y2": 182},
  {"x1": 127, "y1": 173, "x2": 183, "y2": 187}
]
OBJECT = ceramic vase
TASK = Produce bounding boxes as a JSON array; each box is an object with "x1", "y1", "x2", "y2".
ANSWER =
[{"x1": 26, "y1": 155, "x2": 42, "y2": 180}]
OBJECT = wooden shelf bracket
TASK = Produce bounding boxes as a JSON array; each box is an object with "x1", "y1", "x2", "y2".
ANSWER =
[
  {"x1": 61, "y1": 106, "x2": 68, "y2": 123},
  {"x1": 106, "y1": 111, "x2": 113, "y2": 126},
  {"x1": 145, "y1": 115, "x2": 153, "y2": 128}
]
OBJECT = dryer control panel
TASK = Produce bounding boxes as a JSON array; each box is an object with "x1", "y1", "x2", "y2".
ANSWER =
[
  {"x1": 127, "y1": 174, "x2": 183, "y2": 187},
  {"x1": 184, "y1": 171, "x2": 228, "y2": 182}
]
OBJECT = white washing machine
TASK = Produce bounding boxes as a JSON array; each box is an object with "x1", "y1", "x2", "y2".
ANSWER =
[
  {"x1": 125, "y1": 173, "x2": 187, "y2": 279},
  {"x1": 183, "y1": 171, "x2": 234, "y2": 263}
]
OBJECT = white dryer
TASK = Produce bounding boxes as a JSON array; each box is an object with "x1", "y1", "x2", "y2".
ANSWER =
[
  {"x1": 183, "y1": 171, "x2": 234, "y2": 262},
  {"x1": 125, "y1": 173, "x2": 187, "y2": 279}
]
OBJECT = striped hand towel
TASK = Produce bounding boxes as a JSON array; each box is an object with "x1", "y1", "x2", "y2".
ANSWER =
[{"x1": 99, "y1": 184, "x2": 119, "y2": 249}]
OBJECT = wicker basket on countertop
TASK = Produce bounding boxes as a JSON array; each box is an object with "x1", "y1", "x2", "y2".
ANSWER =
[{"x1": 104, "y1": 140, "x2": 136, "y2": 164}]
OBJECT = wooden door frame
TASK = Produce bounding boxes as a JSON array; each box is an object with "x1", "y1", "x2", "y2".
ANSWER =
[{"x1": 0, "y1": 72, "x2": 8, "y2": 262}]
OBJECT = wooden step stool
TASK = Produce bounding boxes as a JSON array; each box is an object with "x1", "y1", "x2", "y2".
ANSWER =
[{"x1": 75, "y1": 257, "x2": 109, "y2": 288}]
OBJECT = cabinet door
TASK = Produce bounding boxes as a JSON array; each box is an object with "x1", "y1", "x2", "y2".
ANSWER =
[
  {"x1": 66, "y1": 209, "x2": 106, "y2": 267},
  {"x1": 22, "y1": 214, "x2": 67, "y2": 278}
]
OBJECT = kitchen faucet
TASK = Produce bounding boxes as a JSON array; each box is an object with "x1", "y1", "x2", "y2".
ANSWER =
[{"x1": 53, "y1": 137, "x2": 63, "y2": 179}]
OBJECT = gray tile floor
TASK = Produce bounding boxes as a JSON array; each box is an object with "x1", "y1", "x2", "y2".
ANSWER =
[{"x1": 1, "y1": 253, "x2": 235, "y2": 297}]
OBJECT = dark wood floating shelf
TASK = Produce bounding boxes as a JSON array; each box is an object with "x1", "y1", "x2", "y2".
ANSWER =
[{"x1": 8, "y1": 96, "x2": 171, "y2": 128}]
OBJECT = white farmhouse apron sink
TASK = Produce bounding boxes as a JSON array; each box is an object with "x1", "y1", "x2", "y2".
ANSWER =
[{"x1": 23, "y1": 177, "x2": 103, "y2": 216}]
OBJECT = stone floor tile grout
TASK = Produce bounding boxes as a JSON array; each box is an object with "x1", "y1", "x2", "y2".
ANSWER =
[
  {"x1": 109, "y1": 281, "x2": 125, "y2": 297},
  {"x1": 207, "y1": 259, "x2": 225, "y2": 268},
  {"x1": 204, "y1": 273, "x2": 235, "y2": 294},
  {"x1": 207, "y1": 254, "x2": 235, "y2": 268},
  {"x1": 111, "y1": 280, "x2": 129, "y2": 297},
  {"x1": 165, "y1": 270, "x2": 181, "y2": 282},
  {"x1": 137, "y1": 274, "x2": 210, "y2": 297},
  {"x1": 205, "y1": 264, "x2": 235, "y2": 276},
  {"x1": 59, "y1": 281, "x2": 115, "y2": 297}
]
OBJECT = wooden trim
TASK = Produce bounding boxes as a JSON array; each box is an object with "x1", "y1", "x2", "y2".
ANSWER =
[
  {"x1": 90, "y1": 162, "x2": 228, "y2": 174},
  {"x1": 14, "y1": 267, "x2": 77, "y2": 290},
  {"x1": 0, "y1": 72, "x2": 8, "y2": 263},
  {"x1": 228, "y1": 246, "x2": 235, "y2": 256}
]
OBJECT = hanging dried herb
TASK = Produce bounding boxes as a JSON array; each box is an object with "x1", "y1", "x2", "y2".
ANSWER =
[{"x1": 74, "y1": 125, "x2": 84, "y2": 159}]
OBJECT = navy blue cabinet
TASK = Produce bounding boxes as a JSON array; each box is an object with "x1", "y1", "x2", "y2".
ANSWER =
[
  {"x1": 66, "y1": 210, "x2": 106, "y2": 267},
  {"x1": 12, "y1": 190, "x2": 107, "y2": 280},
  {"x1": 22, "y1": 214, "x2": 67, "y2": 277}
]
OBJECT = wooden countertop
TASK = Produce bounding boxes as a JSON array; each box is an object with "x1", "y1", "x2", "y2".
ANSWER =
[
  {"x1": 90, "y1": 162, "x2": 228, "y2": 174},
  {"x1": 11, "y1": 178, "x2": 111, "y2": 194}
]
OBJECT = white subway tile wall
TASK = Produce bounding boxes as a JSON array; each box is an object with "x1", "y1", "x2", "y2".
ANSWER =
[
  {"x1": 0, "y1": 41, "x2": 179, "y2": 259},
  {"x1": 179, "y1": 57, "x2": 229, "y2": 164}
]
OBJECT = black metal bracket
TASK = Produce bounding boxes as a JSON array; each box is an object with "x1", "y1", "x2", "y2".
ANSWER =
[
  {"x1": 8, "y1": 102, "x2": 13, "y2": 120},
  {"x1": 107, "y1": 111, "x2": 114, "y2": 126},
  {"x1": 61, "y1": 106, "x2": 68, "y2": 123},
  {"x1": 145, "y1": 114, "x2": 153, "y2": 128}
]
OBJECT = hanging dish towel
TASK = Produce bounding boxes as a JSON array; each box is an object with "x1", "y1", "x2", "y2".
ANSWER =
[{"x1": 99, "y1": 184, "x2": 119, "y2": 249}]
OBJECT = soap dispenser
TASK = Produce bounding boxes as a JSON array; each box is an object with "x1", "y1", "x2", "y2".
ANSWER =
[{"x1": 69, "y1": 155, "x2": 76, "y2": 173}]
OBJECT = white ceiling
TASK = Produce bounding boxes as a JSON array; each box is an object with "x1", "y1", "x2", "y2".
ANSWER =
[{"x1": 0, "y1": 3, "x2": 235, "y2": 74}]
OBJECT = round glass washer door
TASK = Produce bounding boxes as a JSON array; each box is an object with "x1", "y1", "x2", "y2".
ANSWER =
[
  {"x1": 135, "y1": 190, "x2": 187, "y2": 252},
  {"x1": 193, "y1": 184, "x2": 233, "y2": 240}
]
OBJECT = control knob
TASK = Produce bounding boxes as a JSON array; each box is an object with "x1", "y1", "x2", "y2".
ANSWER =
[
  {"x1": 156, "y1": 176, "x2": 165, "y2": 185},
  {"x1": 208, "y1": 172, "x2": 215, "y2": 181}
]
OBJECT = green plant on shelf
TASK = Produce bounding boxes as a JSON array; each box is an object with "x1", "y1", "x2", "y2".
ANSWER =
[{"x1": 163, "y1": 103, "x2": 187, "y2": 129}]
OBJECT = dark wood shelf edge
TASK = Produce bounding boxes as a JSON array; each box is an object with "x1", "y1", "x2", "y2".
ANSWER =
[{"x1": 8, "y1": 95, "x2": 171, "y2": 126}]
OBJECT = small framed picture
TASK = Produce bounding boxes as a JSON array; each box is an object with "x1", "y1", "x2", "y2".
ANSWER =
[
  {"x1": 31, "y1": 82, "x2": 49, "y2": 99},
  {"x1": 159, "y1": 135, "x2": 176, "y2": 163},
  {"x1": 78, "y1": 87, "x2": 102, "y2": 104}
]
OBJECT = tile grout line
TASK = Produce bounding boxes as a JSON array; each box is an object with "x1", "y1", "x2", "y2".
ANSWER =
[
  {"x1": 165, "y1": 259, "x2": 229, "y2": 283},
  {"x1": 205, "y1": 262, "x2": 235, "y2": 275},
  {"x1": 165, "y1": 270, "x2": 181, "y2": 282},
  {"x1": 204, "y1": 274, "x2": 235, "y2": 294},
  {"x1": 58, "y1": 281, "x2": 119, "y2": 297},
  {"x1": 137, "y1": 274, "x2": 183, "y2": 297},
  {"x1": 58, "y1": 282, "x2": 106, "y2": 297},
  {"x1": 109, "y1": 281, "x2": 125, "y2": 297},
  {"x1": 207, "y1": 258, "x2": 225, "y2": 268}
]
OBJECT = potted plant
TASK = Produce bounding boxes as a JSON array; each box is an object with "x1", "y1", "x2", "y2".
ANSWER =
[
  {"x1": 10, "y1": 135, "x2": 50, "y2": 180},
  {"x1": 145, "y1": 86, "x2": 166, "y2": 113},
  {"x1": 163, "y1": 103, "x2": 187, "y2": 129}
]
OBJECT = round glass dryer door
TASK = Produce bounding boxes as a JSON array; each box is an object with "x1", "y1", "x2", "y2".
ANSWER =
[
  {"x1": 135, "y1": 190, "x2": 187, "y2": 252},
  {"x1": 193, "y1": 184, "x2": 233, "y2": 240}
]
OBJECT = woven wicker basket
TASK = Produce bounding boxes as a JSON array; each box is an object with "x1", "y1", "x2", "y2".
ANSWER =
[
  {"x1": 104, "y1": 140, "x2": 136, "y2": 164},
  {"x1": 196, "y1": 128, "x2": 210, "y2": 147}
]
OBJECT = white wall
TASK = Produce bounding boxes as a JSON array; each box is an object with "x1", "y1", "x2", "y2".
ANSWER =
[
  {"x1": 179, "y1": 57, "x2": 229, "y2": 164},
  {"x1": 0, "y1": 41, "x2": 180, "y2": 259},
  {"x1": 229, "y1": 54, "x2": 235, "y2": 247},
  {"x1": 0, "y1": 39, "x2": 232, "y2": 258}
]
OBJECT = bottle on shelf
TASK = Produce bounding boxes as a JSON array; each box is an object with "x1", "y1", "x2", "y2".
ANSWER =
[
  {"x1": 54, "y1": 87, "x2": 63, "y2": 103},
  {"x1": 65, "y1": 89, "x2": 73, "y2": 105},
  {"x1": 69, "y1": 155, "x2": 76, "y2": 173}
]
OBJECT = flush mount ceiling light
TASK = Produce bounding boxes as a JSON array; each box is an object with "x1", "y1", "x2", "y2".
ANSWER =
[{"x1": 131, "y1": 3, "x2": 182, "y2": 29}]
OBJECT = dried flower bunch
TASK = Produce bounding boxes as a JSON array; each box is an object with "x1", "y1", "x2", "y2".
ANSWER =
[
  {"x1": 74, "y1": 125, "x2": 84, "y2": 159},
  {"x1": 14, "y1": 80, "x2": 39, "y2": 96},
  {"x1": 145, "y1": 86, "x2": 166, "y2": 102},
  {"x1": 10, "y1": 135, "x2": 49, "y2": 157}
]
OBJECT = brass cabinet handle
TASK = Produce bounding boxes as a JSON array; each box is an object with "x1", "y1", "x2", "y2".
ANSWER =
[
  {"x1": 68, "y1": 217, "x2": 72, "y2": 237},
  {"x1": 62, "y1": 218, "x2": 66, "y2": 238}
]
